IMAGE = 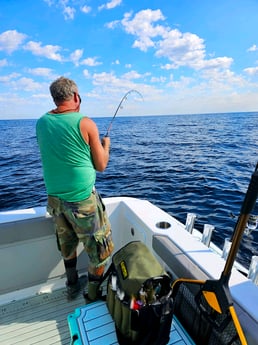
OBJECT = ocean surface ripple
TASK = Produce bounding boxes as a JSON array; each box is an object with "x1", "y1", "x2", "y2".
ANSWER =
[{"x1": 1, "y1": 112, "x2": 258, "y2": 269}]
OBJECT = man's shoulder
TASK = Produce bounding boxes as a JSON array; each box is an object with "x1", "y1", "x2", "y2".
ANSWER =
[
  {"x1": 36, "y1": 113, "x2": 50, "y2": 130},
  {"x1": 80, "y1": 116, "x2": 96, "y2": 127}
]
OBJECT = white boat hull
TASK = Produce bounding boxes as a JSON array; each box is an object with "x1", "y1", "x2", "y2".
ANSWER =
[{"x1": 0, "y1": 197, "x2": 258, "y2": 344}]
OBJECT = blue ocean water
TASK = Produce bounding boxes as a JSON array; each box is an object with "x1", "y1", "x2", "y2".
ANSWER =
[{"x1": 1, "y1": 112, "x2": 258, "y2": 269}]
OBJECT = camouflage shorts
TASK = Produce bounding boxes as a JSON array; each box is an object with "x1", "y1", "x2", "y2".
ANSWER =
[{"x1": 47, "y1": 190, "x2": 114, "y2": 268}]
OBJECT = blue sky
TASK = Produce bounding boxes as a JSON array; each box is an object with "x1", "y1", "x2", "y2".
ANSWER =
[{"x1": 1, "y1": 0, "x2": 258, "y2": 119}]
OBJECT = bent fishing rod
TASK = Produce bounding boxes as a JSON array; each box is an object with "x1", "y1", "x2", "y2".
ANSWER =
[{"x1": 105, "y1": 89, "x2": 143, "y2": 137}]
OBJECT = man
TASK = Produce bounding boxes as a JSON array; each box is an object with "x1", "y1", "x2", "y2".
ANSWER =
[{"x1": 36, "y1": 76, "x2": 114, "y2": 301}]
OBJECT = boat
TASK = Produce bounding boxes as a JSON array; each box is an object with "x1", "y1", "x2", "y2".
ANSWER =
[{"x1": 1, "y1": 195, "x2": 258, "y2": 345}]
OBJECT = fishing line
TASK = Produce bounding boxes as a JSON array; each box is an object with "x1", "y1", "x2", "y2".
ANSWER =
[{"x1": 105, "y1": 89, "x2": 143, "y2": 137}]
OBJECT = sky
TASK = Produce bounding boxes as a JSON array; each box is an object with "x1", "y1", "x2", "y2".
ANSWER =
[{"x1": 1, "y1": 0, "x2": 258, "y2": 119}]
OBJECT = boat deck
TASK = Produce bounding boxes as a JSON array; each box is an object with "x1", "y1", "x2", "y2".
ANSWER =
[{"x1": 0, "y1": 287, "x2": 195, "y2": 345}]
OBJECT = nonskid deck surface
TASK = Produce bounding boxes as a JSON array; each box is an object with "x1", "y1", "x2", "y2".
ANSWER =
[
  {"x1": 0, "y1": 288, "x2": 86, "y2": 345},
  {"x1": 0, "y1": 288, "x2": 194, "y2": 345}
]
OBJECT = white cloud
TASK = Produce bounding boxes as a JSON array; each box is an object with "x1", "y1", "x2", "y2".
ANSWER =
[
  {"x1": 244, "y1": 66, "x2": 258, "y2": 76},
  {"x1": 195, "y1": 57, "x2": 233, "y2": 70},
  {"x1": 70, "y1": 49, "x2": 84, "y2": 66},
  {"x1": 91, "y1": 71, "x2": 140, "y2": 93},
  {"x1": 247, "y1": 44, "x2": 258, "y2": 52},
  {"x1": 26, "y1": 67, "x2": 55, "y2": 79},
  {"x1": 121, "y1": 9, "x2": 167, "y2": 51},
  {"x1": 24, "y1": 41, "x2": 63, "y2": 61},
  {"x1": 99, "y1": 0, "x2": 122, "y2": 11},
  {"x1": 112, "y1": 59, "x2": 120, "y2": 65},
  {"x1": 44, "y1": 0, "x2": 76, "y2": 20},
  {"x1": 105, "y1": 20, "x2": 120, "y2": 29},
  {"x1": 199, "y1": 69, "x2": 247, "y2": 90},
  {"x1": 123, "y1": 70, "x2": 144, "y2": 80},
  {"x1": 81, "y1": 5, "x2": 91, "y2": 14},
  {"x1": 11, "y1": 77, "x2": 43, "y2": 91},
  {"x1": 92, "y1": 72, "x2": 119, "y2": 86},
  {"x1": 0, "y1": 72, "x2": 21, "y2": 83},
  {"x1": 0, "y1": 30, "x2": 27, "y2": 54},
  {"x1": 0, "y1": 74, "x2": 43, "y2": 92},
  {"x1": 81, "y1": 57, "x2": 102, "y2": 66},
  {"x1": 114, "y1": 9, "x2": 233, "y2": 73},
  {"x1": 156, "y1": 29, "x2": 205, "y2": 68},
  {"x1": 150, "y1": 76, "x2": 166, "y2": 83},
  {"x1": 63, "y1": 5, "x2": 75, "y2": 20},
  {"x1": 161, "y1": 63, "x2": 175, "y2": 70},
  {"x1": 83, "y1": 69, "x2": 91, "y2": 78}
]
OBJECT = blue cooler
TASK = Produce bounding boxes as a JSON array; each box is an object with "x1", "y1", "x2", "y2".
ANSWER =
[
  {"x1": 67, "y1": 300, "x2": 195, "y2": 345},
  {"x1": 67, "y1": 301, "x2": 118, "y2": 345}
]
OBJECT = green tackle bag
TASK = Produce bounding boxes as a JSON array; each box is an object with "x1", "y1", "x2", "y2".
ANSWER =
[{"x1": 106, "y1": 241, "x2": 174, "y2": 345}]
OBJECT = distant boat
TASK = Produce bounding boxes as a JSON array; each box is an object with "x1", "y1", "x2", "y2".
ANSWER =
[{"x1": 1, "y1": 195, "x2": 258, "y2": 344}]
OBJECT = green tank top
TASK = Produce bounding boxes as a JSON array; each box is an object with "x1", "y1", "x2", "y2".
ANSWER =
[{"x1": 36, "y1": 112, "x2": 96, "y2": 202}]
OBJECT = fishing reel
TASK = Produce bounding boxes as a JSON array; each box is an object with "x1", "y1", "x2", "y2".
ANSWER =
[
  {"x1": 244, "y1": 214, "x2": 258, "y2": 235},
  {"x1": 230, "y1": 213, "x2": 258, "y2": 236}
]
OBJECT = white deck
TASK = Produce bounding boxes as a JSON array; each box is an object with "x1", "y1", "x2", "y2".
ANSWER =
[
  {"x1": 0, "y1": 286, "x2": 194, "y2": 345},
  {"x1": 0, "y1": 286, "x2": 81, "y2": 345}
]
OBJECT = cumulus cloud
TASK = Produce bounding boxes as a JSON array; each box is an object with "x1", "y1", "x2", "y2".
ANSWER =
[
  {"x1": 247, "y1": 44, "x2": 258, "y2": 52},
  {"x1": 26, "y1": 67, "x2": 55, "y2": 78},
  {"x1": 70, "y1": 49, "x2": 84, "y2": 66},
  {"x1": 123, "y1": 70, "x2": 145, "y2": 80},
  {"x1": 83, "y1": 69, "x2": 91, "y2": 78},
  {"x1": 92, "y1": 72, "x2": 119, "y2": 86},
  {"x1": 81, "y1": 5, "x2": 91, "y2": 14},
  {"x1": 63, "y1": 5, "x2": 76, "y2": 20},
  {"x1": 156, "y1": 29, "x2": 205, "y2": 68},
  {"x1": 120, "y1": 9, "x2": 167, "y2": 51},
  {"x1": 81, "y1": 57, "x2": 102, "y2": 66},
  {"x1": 111, "y1": 9, "x2": 233, "y2": 72},
  {"x1": 12, "y1": 77, "x2": 43, "y2": 91},
  {"x1": 99, "y1": 0, "x2": 122, "y2": 11},
  {"x1": 0, "y1": 30, "x2": 27, "y2": 53},
  {"x1": 0, "y1": 73, "x2": 20, "y2": 83},
  {"x1": 44, "y1": 0, "x2": 76, "y2": 20},
  {"x1": 24, "y1": 41, "x2": 63, "y2": 61},
  {"x1": 90, "y1": 71, "x2": 149, "y2": 97},
  {"x1": 244, "y1": 66, "x2": 258, "y2": 76},
  {"x1": 91, "y1": 71, "x2": 137, "y2": 92},
  {"x1": 112, "y1": 59, "x2": 120, "y2": 65},
  {"x1": 0, "y1": 73, "x2": 43, "y2": 91}
]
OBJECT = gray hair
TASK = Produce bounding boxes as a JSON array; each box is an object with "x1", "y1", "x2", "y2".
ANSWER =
[{"x1": 50, "y1": 77, "x2": 78, "y2": 104}]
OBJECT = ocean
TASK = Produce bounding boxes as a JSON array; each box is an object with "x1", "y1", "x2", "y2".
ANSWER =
[{"x1": 1, "y1": 112, "x2": 258, "y2": 269}]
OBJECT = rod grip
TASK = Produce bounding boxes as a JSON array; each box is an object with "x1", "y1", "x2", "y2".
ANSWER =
[{"x1": 240, "y1": 166, "x2": 258, "y2": 215}]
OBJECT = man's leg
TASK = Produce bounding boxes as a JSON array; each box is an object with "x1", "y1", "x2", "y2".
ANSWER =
[
  {"x1": 54, "y1": 214, "x2": 81, "y2": 300},
  {"x1": 64, "y1": 252, "x2": 78, "y2": 285},
  {"x1": 87, "y1": 264, "x2": 105, "y2": 301}
]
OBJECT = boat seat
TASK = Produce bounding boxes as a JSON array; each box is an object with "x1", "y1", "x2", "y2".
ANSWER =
[{"x1": 152, "y1": 234, "x2": 210, "y2": 281}]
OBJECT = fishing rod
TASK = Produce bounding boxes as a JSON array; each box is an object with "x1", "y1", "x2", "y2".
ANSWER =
[{"x1": 105, "y1": 89, "x2": 143, "y2": 137}]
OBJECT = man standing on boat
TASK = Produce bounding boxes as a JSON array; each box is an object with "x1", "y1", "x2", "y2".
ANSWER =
[{"x1": 36, "y1": 76, "x2": 114, "y2": 301}]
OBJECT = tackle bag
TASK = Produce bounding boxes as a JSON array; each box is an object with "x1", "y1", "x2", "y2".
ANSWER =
[{"x1": 105, "y1": 241, "x2": 174, "y2": 345}]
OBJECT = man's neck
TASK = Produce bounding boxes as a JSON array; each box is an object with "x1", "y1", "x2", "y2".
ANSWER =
[{"x1": 50, "y1": 100, "x2": 80, "y2": 114}]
